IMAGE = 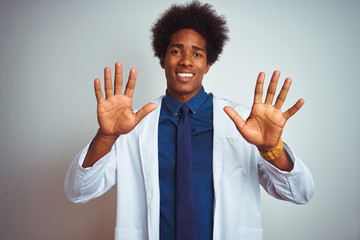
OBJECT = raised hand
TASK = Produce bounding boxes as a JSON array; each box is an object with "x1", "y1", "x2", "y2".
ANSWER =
[
  {"x1": 95, "y1": 62, "x2": 157, "y2": 136},
  {"x1": 224, "y1": 70, "x2": 304, "y2": 153},
  {"x1": 83, "y1": 62, "x2": 157, "y2": 168}
]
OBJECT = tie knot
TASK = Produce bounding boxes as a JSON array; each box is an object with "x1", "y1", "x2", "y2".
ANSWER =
[{"x1": 181, "y1": 104, "x2": 190, "y2": 116}]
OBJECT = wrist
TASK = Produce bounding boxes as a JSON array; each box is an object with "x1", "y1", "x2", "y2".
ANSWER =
[
  {"x1": 97, "y1": 129, "x2": 119, "y2": 142},
  {"x1": 259, "y1": 139, "x2": 284, "y2": 161}
]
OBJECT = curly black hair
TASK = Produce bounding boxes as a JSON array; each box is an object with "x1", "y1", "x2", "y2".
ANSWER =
[{"x1": 151, "y1": 1, "x2": 229, "y2": 65}]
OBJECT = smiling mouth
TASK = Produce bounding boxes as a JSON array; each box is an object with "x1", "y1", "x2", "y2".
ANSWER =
[{"x1": 177, "y1": 72, "x2": 194, "y2": 77}]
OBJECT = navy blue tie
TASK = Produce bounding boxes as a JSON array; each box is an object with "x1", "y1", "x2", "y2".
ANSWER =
[{"x1": 176, "y1": 104, "x2": 197, "y2": 240}]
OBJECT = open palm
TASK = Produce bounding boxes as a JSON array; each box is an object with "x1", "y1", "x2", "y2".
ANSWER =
[
  {"x1": 95, "y1": 62, "x2": 156, "y2": 136},
  {"x1": 224, "y1": 71, "x2": 304, "y2": 152}
]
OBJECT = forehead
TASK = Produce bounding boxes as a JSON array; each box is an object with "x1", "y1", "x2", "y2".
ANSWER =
[{"x1": 168, "y1": 29, "x2": 207, "y2": 48}]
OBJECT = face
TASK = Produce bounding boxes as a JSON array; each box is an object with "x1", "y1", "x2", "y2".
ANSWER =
[{"x1": 160, "y1": 29, "x2": 211, "y2": 103}]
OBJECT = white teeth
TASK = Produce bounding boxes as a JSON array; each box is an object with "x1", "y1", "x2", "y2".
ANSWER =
[{"x1": 177, "y1": 72, "x2": 194, "y2": 77}]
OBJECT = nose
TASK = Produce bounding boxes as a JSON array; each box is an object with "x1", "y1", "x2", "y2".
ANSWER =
[{"x1": 179, "y1": 52, "x2": 193, "y2": 67}]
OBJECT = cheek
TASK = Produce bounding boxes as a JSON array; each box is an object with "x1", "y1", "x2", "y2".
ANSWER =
[
  {"x1": 165, "y1": 67, "x2": 174, "y2": 77},
  {"x1": 198, "y1": 60, "x2": 209, "y2": 70}
]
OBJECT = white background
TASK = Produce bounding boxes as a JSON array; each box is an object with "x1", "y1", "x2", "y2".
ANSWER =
[{"x1": 0, "y1": 0, "x2": 359, "y2": 239}]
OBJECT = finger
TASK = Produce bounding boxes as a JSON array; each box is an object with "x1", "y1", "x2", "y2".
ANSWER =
[
  {"x1": 254, "y1": 72, "x2": 265, "y2": 104},
  {"x1": 283, "y1": 98, "x2": 305, "y2": 120},
  {"x1": 275, "y1": 78, "x2": 292, "y2": 109},
  {"x1": 94, "y1": 78, "x2": 104, "y2": 104},
  {"x1": 265, "y1": 70, "x2": 280, "y2": 104},
  {"x1": 223, "y1": 106, "x2": 246, "y2": 132},
  {"x1": 134, "y1": 103, "x2": 157, "y2": 123},
  {"x1": 104, "y1": 67, "x2": 113, "y2": 98},
  {"x1": 114, "y1": 62, "x2": 123, "y2": 95},
  {"x1": 124, "y1": 68, "x2": 137, "y2": 98}
]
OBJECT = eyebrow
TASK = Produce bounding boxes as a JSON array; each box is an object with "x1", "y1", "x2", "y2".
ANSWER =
[{"x1": 170, "y1": 44, "x2": 206, "y2": 53}]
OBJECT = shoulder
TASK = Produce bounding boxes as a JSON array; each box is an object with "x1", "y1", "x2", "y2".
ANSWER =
[
  {"x1": 152, "y1": 95, "x2": 164, "y2": 105},
  {"x1": 212, "y1": 94, "x2": 251, "y2": 118}
]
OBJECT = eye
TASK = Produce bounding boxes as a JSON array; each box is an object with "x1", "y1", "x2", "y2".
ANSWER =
[
  {"x1": 171, "y1": 50, "x2": 181, "y2": 55},
  {"x1": 194, "y1": 52, "x2": 202, "y2": 57}
]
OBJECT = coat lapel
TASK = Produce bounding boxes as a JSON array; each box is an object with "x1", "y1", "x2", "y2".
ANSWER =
[
  {"x1": 212, "y1": 96, "x2": 228, "y2": 239},
  {"x1": 138, "y1": 96, "x2": 163, "y2": 240},
  {"x1": 212, "y1": 96, "x2": 227, "y2": 177}
]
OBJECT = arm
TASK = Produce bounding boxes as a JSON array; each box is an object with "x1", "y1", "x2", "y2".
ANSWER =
[
  {"x1": 82, "y1": 62, "x2": 156, "y2": 168},
  {"x1": 257, "y1": 142, "x2": 314, "y2": 204},
  {"x1": 224, "y1": 70, "x2": 304, "y2": 172}
]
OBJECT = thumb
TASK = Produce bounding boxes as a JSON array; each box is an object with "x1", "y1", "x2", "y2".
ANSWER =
[
  {"x1": 223, "y1": 106, "x2": 246, "y2": 132},
  {"x1": 134, "y1": 103, "x2": 157, "y2": 123}
]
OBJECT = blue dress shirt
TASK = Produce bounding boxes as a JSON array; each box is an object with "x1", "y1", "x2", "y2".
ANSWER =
[{"x1": 158, "y1": 87, "x2": 214, "y2": 240}]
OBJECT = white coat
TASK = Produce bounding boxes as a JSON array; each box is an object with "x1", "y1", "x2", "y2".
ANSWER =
[{"x1": 64, "y1": 95, "x2": 314, "y2": 240}]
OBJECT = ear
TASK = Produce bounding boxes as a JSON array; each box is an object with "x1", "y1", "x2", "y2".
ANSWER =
[
  {"x1": 204, "y1": 63, "x2": 211, "y2": 74},
  {"x1": 160, "y1": 57, "x2": 165, "y2": 69}
]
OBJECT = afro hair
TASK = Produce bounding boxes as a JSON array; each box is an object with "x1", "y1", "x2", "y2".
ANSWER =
[{"x1": 151, "y1": 1, "x2": 229, "y2": 65}]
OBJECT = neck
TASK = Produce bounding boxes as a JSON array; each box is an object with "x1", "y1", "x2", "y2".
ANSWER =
[{"x1": 166, "y1": 87, "x2": 203, "y2": 103}]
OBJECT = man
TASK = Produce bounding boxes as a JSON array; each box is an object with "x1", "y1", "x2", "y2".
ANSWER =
[{"x1": 64, "y1": 2, "x2": 314, "y2": 240}]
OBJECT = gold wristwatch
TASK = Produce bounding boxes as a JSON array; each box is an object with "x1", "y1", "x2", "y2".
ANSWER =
[{"x1": 260, "y1": 139, "x2": 284, "y2": 161}]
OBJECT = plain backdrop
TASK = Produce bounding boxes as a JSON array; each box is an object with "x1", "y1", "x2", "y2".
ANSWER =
[{"x1": 1, "y1": 0, "x2": 359, "y2": 239}]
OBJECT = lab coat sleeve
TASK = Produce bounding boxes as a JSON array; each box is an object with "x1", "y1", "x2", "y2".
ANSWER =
[
  {"x1": 64, "y1": 141, "x2": 117, "y2": 203},
  {"x1": 257, "y1": 142, "x2": 314, "y2": 204}
]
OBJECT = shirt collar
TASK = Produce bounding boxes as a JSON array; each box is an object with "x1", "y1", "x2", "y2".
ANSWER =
[{"x1": 164, "y1": 87, "x2": 208, "y2": 116}]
